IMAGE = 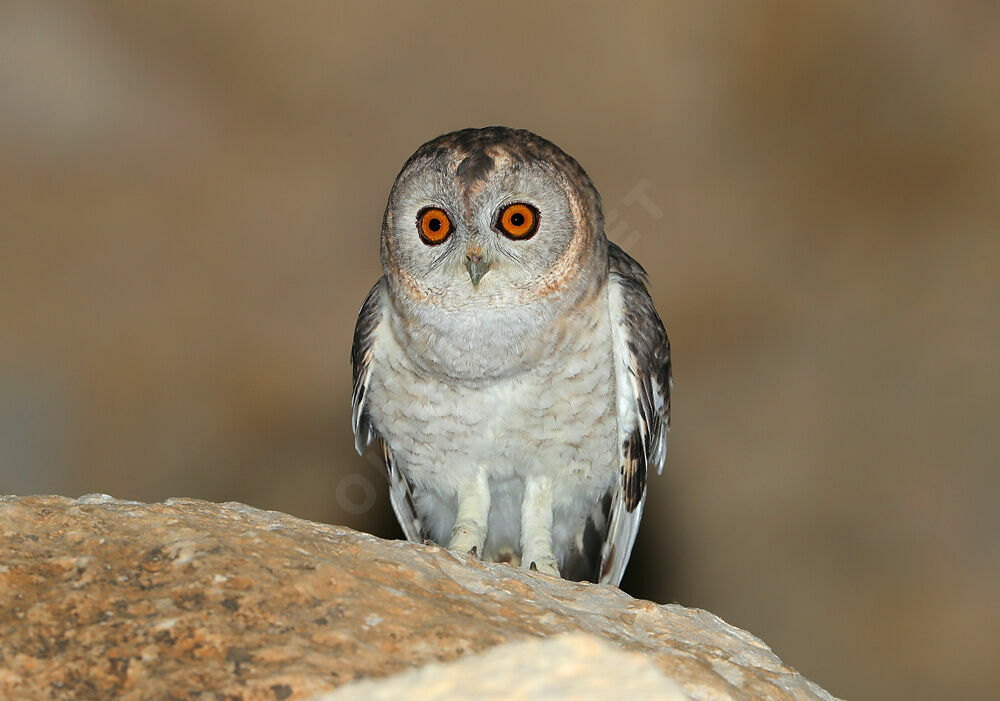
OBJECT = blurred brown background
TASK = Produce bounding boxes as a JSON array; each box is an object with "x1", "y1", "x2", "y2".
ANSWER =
[{"x1": 2, "y1": 1, "x2": 998, "y2": 698}]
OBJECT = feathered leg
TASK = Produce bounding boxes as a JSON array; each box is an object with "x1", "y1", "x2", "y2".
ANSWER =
[
  {"x1": 449, "y1": 466, "x2": 489, "y2": 555},
  {"x1": 521, "y1": 476, "x2": 560, "y2": 576}
]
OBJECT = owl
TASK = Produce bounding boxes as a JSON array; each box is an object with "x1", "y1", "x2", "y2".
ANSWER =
[{"x1": 351, "y1": 127, "x2": 670, "y2": 585}]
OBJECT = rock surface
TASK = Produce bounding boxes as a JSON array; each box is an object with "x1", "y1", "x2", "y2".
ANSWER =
[
  {"x1": 0, "y1": 495, "x2": 838, "y2": 700},
  {"x1": 319, "y1": 633, "x2": 689, "y2": 700}
]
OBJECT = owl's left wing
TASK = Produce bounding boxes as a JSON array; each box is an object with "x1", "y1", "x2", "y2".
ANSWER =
[
  {"x1": 351, "y1": 278, "x2": 424, "y2": 542},
  {"x1": 599, "y1": 243, "x2": 672, "y2": 585}
]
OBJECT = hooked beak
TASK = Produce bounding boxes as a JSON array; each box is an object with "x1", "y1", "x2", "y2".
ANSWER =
[{"x1": 465, "y1": 250, "x2": 493, "y2": 289}]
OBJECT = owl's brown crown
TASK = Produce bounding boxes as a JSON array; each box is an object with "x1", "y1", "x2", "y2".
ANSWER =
[{"x1": 398, "y1": 127, "x2": 597, "y2": 200}]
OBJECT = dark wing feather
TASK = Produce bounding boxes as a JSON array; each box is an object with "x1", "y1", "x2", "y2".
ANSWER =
[
  {"x1": 351, "y1": 280, "x2": 384, "y2": 456},
  {"x1": 599, "y1": 242, "x2": 672, "y2": 585},
  {"x1": 350, "y1": 278, "x2": 424, "y2": 541}
]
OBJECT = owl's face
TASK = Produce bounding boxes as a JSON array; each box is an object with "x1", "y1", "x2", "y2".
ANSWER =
[
  {"x1": 378, "y1": 128, "x2": 608, "y2": 380},
  {"x1": 381, "y1": 128, "x2": 606, "y2": 308}
]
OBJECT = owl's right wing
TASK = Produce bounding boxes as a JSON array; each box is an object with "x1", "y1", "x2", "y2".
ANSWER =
[
  {"x1": 599, "y1": 242, "x2": 672, "y2": 585},
  {"x1": 351, "y1": 277, "x2": 424, "y2": 542}
]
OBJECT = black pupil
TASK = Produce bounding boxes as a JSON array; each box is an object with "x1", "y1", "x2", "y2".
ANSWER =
[
  {"x1": 427, "y1": 217, "x2": 441, "y2": 232},
  {"x1": 510, "y1": 212, "x2": 525, "y2": 227}
]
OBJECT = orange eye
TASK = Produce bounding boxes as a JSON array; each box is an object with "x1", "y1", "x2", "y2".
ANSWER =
[
  {"x1": 417, "y1": 207, "x2": 452, "y2": 245},
  {"x1": 496, "y1": 202, "x2": 539, "y2": 240}
]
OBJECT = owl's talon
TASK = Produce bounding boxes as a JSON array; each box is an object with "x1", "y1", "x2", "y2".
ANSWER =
[{"x1": 525, "y1": 554, "x2": 560, "y2": 577}]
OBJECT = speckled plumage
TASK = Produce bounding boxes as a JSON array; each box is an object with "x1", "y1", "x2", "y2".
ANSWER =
[{"x1": 351, "y1": 127, "x2": 670, "y2": 585}]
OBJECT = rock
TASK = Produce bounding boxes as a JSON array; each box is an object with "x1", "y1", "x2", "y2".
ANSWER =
[
  {"x1": 318, "y1": 633, "x2": 689, "y2": 700},
  {"x1": 0, "y1": 495, "x2": 838, "y2": 700}
]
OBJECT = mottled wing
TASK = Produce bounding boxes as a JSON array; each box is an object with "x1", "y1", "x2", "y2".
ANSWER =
[
  {"x1": 600, "y1": 243, "x2": 672, "y2": 585},
  {"x1": 351, "y1": 278, "x2": 424, "y2": 542}
]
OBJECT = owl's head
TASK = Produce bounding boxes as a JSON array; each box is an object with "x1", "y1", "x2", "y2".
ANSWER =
[{"x1": 380, "y1": 127, "x2": 607, "y2": 311}]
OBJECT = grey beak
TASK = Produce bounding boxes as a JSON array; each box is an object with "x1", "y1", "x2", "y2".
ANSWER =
[{"x1": 465, "y1": 251, "x2": 492, "y2": 289}]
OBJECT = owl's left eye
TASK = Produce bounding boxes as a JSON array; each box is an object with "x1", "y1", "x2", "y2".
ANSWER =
[
  {"x1": 417, "y1": 207, "x2": 453, "y2": 245},
  {"x1": 495, "y1": 202, "x2": 539, "y2": 240}
]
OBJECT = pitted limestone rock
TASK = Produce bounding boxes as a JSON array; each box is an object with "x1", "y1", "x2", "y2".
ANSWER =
[{"x1": 0, "y1": 495, "x2": 838, "y2": 700}]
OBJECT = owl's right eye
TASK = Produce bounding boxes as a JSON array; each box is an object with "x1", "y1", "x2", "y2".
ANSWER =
[{"x1": 417, "y1": 207, "x2": 453, "y2": 245}]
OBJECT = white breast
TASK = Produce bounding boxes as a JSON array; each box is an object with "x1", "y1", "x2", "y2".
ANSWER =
[{"x1": 366, "y1": 290, "x2": 619, "y2": 558}]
